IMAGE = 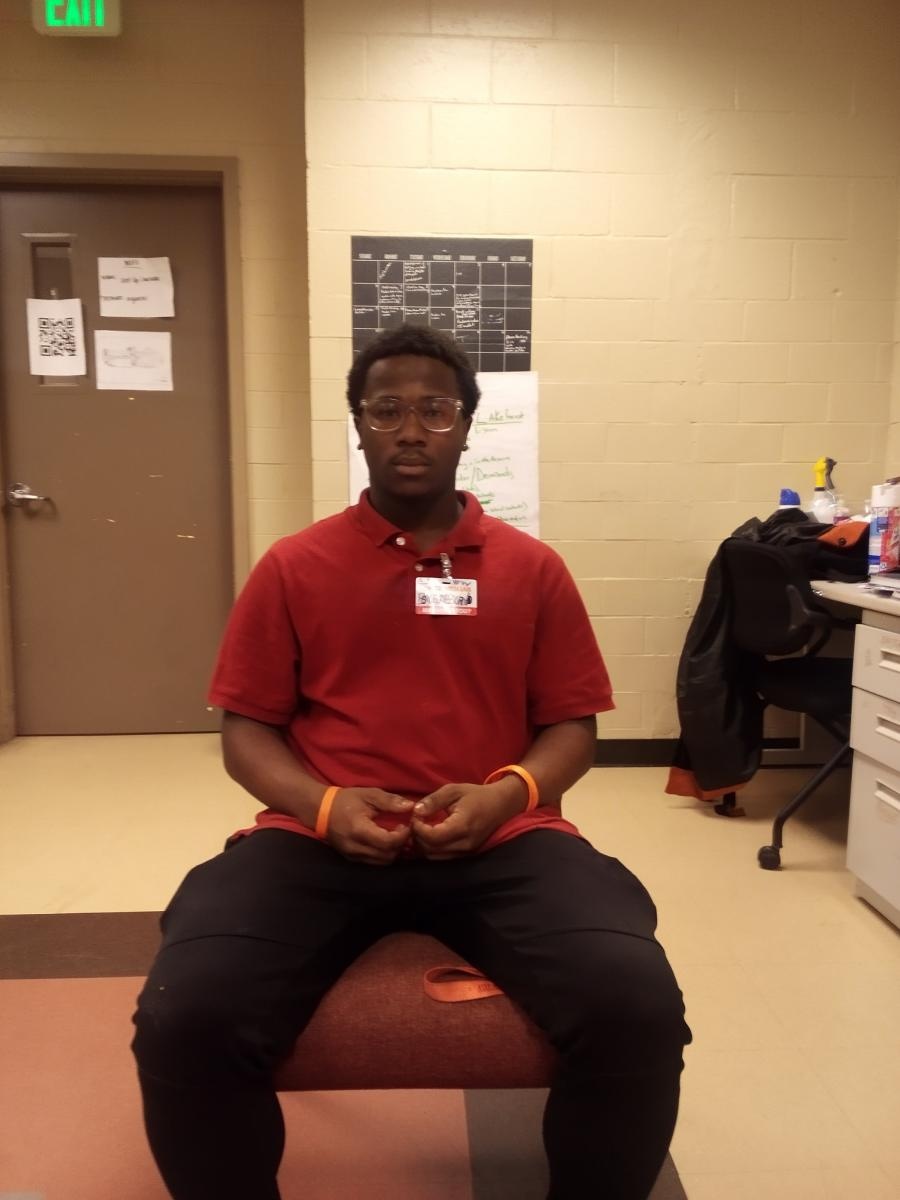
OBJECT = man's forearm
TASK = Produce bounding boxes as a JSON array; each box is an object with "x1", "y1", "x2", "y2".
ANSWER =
[
  {"x1": 222, "y1": 711, "x2": 598, "y2": 825},
  {"x1": 517, "y1": 716, "x2": 597, "y2": 806},
  {"x1": 221, "y1": 711, "x2": 327, "y2": 829}
]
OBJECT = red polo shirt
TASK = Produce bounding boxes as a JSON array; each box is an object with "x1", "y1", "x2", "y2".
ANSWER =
[{"x1": 209, "y1": 492, "x2": 614, "y2": 852}]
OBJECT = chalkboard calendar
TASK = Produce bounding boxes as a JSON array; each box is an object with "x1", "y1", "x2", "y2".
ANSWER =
[{"x1": 351, "y1": 236, "x2": 533, "y2": 372}]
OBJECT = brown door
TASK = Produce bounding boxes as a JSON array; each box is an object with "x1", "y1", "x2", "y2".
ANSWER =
[{"x1": 0, "y1": 184, "x2": 233, "y2": 735}]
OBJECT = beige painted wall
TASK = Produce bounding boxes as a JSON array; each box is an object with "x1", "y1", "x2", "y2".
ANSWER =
[
  {"x1": 890, "y1": 228, "x2": 900, "y2": 468},
  {"x1": 0, "y1": 0, "x2": 311, "y2": 566},
  {"x1": 305, "y1": 0, "x2": 900, "y2": 739}
]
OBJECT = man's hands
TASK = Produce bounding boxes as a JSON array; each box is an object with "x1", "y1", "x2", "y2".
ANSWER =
[
  {"x1": 223, "y1": 712, "x2": 595, "y2": 865},
  {"x1": 410, "y1": 777, "x2": 526, "y2": 860},
  {"x1": 325, "y1": 787, "x2": 414, "y2": 865},
  {"x1": 325, "y1": 777, "x2": 527, "y2": 864}
]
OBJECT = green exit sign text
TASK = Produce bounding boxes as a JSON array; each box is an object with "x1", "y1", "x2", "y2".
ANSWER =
[{"x1": 33, "y1": 0, "x2": 121, "y2": 36}]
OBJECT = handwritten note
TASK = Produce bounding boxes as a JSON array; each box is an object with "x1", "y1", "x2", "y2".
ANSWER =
[
  {"x1": 95, "y1": 330, "x2": 173, "y2": 391},
  {"x1": 348, "y1": 371, "x2": 540, "y2": 536},
  {"x1": 98, "y1": 257, "x2": 174, "y2": 318}
]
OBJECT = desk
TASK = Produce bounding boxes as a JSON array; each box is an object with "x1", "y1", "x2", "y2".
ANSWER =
[{"x1": 813, "y1": 580, "x2": 900, "y2": 929}]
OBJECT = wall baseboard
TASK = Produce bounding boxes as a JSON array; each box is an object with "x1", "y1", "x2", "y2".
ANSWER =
[
  {"x1": 594, "y1": 739, "x2": 677, "y2": 766},
  {"x1": 592, "y1": 738, "x2": 853, "y2": 770}
]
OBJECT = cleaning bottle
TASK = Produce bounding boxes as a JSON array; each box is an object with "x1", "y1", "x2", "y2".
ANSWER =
[
  {"x1": 824, "y1": 457, "x2": 850, "y2": 524},
  {"x1": 808, "y1": 456, "x2": 836, "y2": 524},
  {"x1": 777, "y1": 487, "x2": 802, "y2": 511}
]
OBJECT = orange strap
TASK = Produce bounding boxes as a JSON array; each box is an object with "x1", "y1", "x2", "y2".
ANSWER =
[
  {"x1": 423, "y1": 964, "x2": 504, "y2": 1002},
  {"x1": 483, "y1": 763, "x2": 539, "y2": 813},
  {"x1": 314, "y1": 785, "x2": 340, "y2": 838}
]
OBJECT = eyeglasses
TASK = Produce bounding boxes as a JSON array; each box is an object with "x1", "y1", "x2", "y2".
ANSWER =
[{"x1": 360, "y1": 397, "x2": 463, "y2": 433}]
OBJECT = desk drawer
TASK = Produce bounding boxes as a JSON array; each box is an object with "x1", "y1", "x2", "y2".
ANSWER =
[
  {"x1": 850, "y1": 687, "x2": 900, "y2": 774},
  {"x1": 848, "y1": 753, "x2": 900, "y2": 912},
  {"x1": 852, "y1": 622, "x2": 900, "y2": 703}
]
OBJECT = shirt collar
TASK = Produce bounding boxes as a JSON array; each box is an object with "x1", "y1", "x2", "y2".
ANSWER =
[{"x1": 350, "y1": 490, "x2": 486, "y2": 552}]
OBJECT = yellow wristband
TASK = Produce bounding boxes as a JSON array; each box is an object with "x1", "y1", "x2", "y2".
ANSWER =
[
  {"x1": 483, "y1": 765, "x2": 539, "y2": 813},
  {"x1": 315, "y1": 785, "x2": 341, "y2": 838}
]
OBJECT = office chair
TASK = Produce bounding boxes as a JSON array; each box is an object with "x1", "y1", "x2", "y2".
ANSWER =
[{"x1": 718, "y1": 538, "x2": 853, "y2": 870}]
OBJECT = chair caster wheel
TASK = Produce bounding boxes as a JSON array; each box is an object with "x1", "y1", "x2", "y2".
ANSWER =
[
  {"x1": 758, "y1": 845, "x2": 781, "y2": 870},
  {"x1": 714, "y1": 801, "x2": 745, "y2": 817},
  {"x1": 714, "y1": 793, "x2": 745, "y2": 817}
]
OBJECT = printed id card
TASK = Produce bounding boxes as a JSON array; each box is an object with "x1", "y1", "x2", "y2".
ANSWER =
[{"x1": 414, "y1": 577, "x2": 478, "y2": 616}]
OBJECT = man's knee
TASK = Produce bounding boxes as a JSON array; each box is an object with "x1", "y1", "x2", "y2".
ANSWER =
[
  {"x1": 132, "y1": 946, "x2": 278, "y2": 1087},
  {"x1": 549, "y1": 933, "x2": 690, "y2": 1075}
]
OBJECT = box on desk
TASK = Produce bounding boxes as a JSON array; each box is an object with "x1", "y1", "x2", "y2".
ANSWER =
[{"x1": 870, "y1": 482, "x2": 900, "y2": 576}]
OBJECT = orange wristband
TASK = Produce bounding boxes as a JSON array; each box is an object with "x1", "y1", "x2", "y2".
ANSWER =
[
  {"x1": 483, "y1": 764, "x2": 539, "y2": 813},
  {"x1": 423, "y1": 965, "x2": 504, "y2": 1002},
  {"x1": 315, "y1": 785, "x2": 340, "y2": 838}
]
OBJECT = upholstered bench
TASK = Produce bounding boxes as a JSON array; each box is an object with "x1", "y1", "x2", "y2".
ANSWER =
[{"x1": 273, "y1": 931, "x2": 557, "y2": 1091}]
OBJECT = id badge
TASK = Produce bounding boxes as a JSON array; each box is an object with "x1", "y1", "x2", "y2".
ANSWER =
[{"x1": 415, "y1": 577, "x2": 478, "y2": 616}]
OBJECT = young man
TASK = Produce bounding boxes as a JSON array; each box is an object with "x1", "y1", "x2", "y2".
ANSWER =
[{"x1": 133, "y1": 324, "x2": 690, "y2": 1200}]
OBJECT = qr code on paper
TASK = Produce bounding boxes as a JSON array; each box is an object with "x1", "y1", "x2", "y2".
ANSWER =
[{"x1": 37, "y1": 316, "x2": 76, "y2": 358}]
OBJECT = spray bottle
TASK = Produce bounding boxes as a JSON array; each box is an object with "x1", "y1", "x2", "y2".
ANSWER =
[{"x1": 808, "y1": 456, "x2": 835, "y2": 524}]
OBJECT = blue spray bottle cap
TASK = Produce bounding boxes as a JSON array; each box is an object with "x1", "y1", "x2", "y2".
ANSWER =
[{"x1": 779, "y1": 488, "x2": 801, "y2": 506}]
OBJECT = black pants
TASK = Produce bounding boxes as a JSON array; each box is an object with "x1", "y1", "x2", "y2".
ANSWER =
[{"x1": 132, "y1": 829, "x2": 691, "y2": 1200}]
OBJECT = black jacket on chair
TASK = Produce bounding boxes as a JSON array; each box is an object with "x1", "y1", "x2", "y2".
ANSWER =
[{"x1": 666, "y1": 509, "x2": 867, "y2": 801}]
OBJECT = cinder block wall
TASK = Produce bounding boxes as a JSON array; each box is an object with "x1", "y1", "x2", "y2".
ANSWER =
[
  {"x1": 305, "y1": 0, "x2": 900, "y2": 739},
  {"x1": 0, "y1": 0, "x2": 311, "y2": 566},
  {"x1": 2, "y1": 2, "x2": 898, "y2": 741}
]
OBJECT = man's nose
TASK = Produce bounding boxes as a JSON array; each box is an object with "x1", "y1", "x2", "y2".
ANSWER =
[{"x1": 396, "y1": 407, "x2": 426, "y2": 440}]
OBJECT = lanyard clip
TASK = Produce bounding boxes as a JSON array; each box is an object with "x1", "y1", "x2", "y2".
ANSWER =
[{"x1": 439, "y1": 552, "x2": 454, "y2": 582}]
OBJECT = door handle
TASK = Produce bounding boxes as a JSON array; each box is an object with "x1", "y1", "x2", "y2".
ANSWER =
[{"x1": 6, "y1": 482, "x2": 48, "y2": 507}]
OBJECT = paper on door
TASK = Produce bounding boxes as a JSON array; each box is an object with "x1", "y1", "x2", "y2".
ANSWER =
[
  {"x1": 98, "y1": 257, "x2": 174, "y2": 318},
  {"x1": 26, "y1": 297, "x2": 87, "y2": 376},
  {"x1": 95, "y1": 329, "x2": 174, "y2": 391}
]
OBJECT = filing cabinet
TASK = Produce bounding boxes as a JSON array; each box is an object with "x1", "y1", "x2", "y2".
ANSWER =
[{"x1": 848, "y1": 620, "x2": 900, "y2": 925}]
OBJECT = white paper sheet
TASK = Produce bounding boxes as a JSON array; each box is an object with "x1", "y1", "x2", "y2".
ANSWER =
[
  {"x1": 98, "y1": 257, "x2": 174, "y2": 318},
  {"x1": 348, "y1": 371, "x2": 540, "y2": 536},
  {"x1": 26, "y1": 297, "x2": 87, "y2": 376},
  {"x1": 94, "y1": 330, "x2": 174, "y2": 392}
]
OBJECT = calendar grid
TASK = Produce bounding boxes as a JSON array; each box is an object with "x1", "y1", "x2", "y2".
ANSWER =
[{"x1": 351, "y1": 237, "x2": 533, "y2": 372}]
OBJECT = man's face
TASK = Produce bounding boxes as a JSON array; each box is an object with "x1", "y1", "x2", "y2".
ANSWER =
[{"x1": 355, "y1": 354, "x2": 470, "y2": 504}]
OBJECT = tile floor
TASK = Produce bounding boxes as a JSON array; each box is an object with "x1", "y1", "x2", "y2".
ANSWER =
[{"x1": 2, "y1": 733, "x2": 899, "y2": 1199}]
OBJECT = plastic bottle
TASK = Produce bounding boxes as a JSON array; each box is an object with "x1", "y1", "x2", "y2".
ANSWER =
[
  {"x1": 825, "y1": 458, "x2": 851, "y2": 524},
  {"x1": 777, "y1": 484, "x2": 801, "y2": 508},
  {"x1": 832, "y1": 495, "x2": 851, "y2": 524},
  {"x1": 807, "y1": 456, "x2": 837, "y2": 523}
]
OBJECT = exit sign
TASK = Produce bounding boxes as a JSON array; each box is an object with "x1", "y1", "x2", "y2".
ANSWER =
[{"x1": 33, "y1": 0, "x2": 121, "y2": 36}]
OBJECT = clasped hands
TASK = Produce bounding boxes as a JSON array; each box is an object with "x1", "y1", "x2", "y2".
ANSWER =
[{"x1": 324, "y1": 779, "x2": 525, "y2": 866}]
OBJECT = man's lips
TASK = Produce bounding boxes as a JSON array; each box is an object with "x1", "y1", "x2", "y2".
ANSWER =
[{"x1": 391, "y1": 456, "x2": 431, "y2": 473}]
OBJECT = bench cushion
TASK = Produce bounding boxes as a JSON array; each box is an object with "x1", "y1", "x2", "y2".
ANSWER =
[{"x1": 273, "y1": 932, "x2": 558, "y2": 1091}]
